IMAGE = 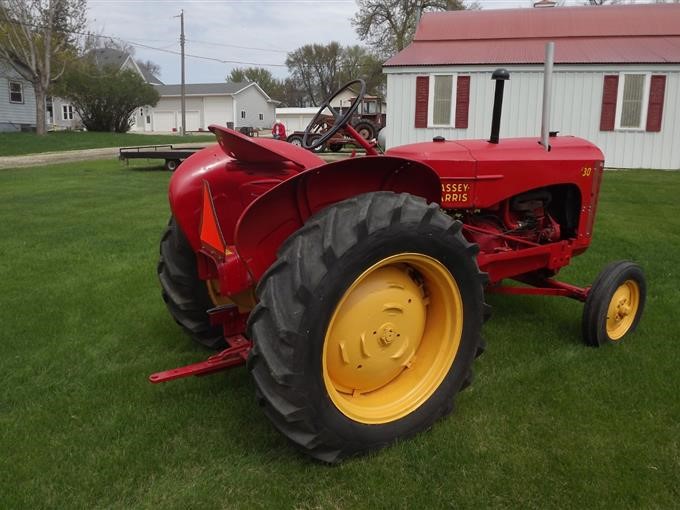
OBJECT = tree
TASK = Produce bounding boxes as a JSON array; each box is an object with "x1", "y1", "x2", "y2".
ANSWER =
[
  {"x1": 227, "y1": 66, "x2": 284, "y2": 100},
  {"x1": 337, "y1": 45, "x2": 385, "y2": 96},
  {"x1": 351, "y1": 0, "x2": 470, "y2": 58},
  {"x1": 0, "y1": 0, "x2": 87, "y2": 134},
  {"x1": 285, "y1": 43, "x2": 386, "y2": 106},
  {"x1": 54, "y1": 59, "x2": 159, "y2": 132},
  {"x1": 137, "y1": 59, "x2": 160, "y2": 77},
  {"x1": 286, "y1": 42, "x2": 344, "y2": 106}
]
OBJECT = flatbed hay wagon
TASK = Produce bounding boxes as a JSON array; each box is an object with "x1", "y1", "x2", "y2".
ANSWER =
[
  {"x1": 118, "y1": 144, "x2": 203, "y2": 171},
  {"x1": 150, "y1": 46, "x2": 646, "y2": 463}
]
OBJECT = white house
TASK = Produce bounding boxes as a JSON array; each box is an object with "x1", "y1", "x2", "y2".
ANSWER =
[
  {"x1": 148, "y1": 81, "x2": 277, "y2": 133},
  {"x1": 51, "y1": 48, "x2": 164, "y2": 131},
  {"x1": 383, "y1": 4, "x2": 680, "y2": 170},
  {"x1": 0, "y1": 61, "x2": 37, "y2": 132}
]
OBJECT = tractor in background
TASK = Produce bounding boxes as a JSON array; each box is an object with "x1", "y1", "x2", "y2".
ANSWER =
[
  {"x1": 285, "y1": 93, "x2": 385, "y2": 153},
  {"x1": 151, "y1": 75, "x2": 646, "y2": 463}
]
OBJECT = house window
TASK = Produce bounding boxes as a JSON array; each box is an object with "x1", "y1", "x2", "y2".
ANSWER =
[
  {"x1": 62, "y1": 104, "x2": 74, "y2": 120},
  {"x1": 9, "y1": 81, "x2": 23, "y2": 103},
  {"x1": 428, "y1": 74, "x2": 455, "y2": 127},
  {"x1": 240, "y1": 110, "x2": 246, "y2": 119},
  {"x1": 616, "y1": 73, "x2": 650, "y2": 130},
  {"x1": 258, "y1": 113, "x2": 264, "y2": 121}
]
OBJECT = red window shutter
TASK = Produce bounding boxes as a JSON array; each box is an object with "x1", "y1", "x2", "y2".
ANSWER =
[
  {"x1": 455, "y1": 76, "x2": 470, "y2": 129},
  {"x1": 600, "y1": 75, "x2": 618, "y2": 131},
  {"x1": 414, "y1": 76, "x2": 429, "y2": 128},
  {"x1": 646, "y1": 75, "x2": 666, "y2": 132}
]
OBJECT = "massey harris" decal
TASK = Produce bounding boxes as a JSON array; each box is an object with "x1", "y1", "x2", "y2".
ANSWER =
[{"x1": 440, "y1": 181, "x2": 473, "y2": 207}]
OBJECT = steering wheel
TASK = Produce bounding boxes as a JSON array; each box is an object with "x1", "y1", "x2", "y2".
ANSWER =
[{"x1": 303, "y1": 79, "x2": 367, "y2": 151}]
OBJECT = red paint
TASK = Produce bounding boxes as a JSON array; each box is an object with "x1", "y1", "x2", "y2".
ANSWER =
[{"x1": 148, "y1": 336, "x2": 250, "y2": 383}]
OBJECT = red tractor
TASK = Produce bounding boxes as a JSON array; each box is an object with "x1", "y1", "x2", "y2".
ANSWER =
[{"x1": 152, "y1": 75, "x2": 645, "y2": 463}]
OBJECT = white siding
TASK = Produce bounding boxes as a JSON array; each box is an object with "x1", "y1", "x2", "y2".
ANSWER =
[
  {"x1": 385, "y1": 65, "x2": 680, "y2": 170},
  {"x1": 0, "y1": 66, "x2": 37, "y2": 131},
  {"x1": 233, "y1": 85, "x2": 275, "y2": 129}
]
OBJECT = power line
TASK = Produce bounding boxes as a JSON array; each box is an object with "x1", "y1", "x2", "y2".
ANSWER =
[
  {"x1": 2, "y1": 18, "x2": 288, "y2": 68},
  {"x1": 129, "y1": 40, "x2": 287, "y2": 67},
  {"x1": 186, "y1": 39, "x2": 290, "y2": 54}
]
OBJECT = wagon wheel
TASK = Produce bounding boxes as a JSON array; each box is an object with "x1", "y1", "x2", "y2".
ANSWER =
[
  {"x1": 247, "y1": 192, "x2": 487, "y2": 462},
  {"x1": 582, "y1": 261, "x2": 646, "y2": 346}
]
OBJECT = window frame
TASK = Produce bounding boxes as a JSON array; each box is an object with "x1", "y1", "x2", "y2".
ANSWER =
[
  {"x1": 427, "y1": 73, "x2": 457, "y2": 128},
  {"x1": 615, "y1": 72, "x2": 651, "y2": 131},
  {"x1": 240, "y1": 110, "x2": 246, "y2": 119},
  {"x1": 8, "y1": 81, "x2": 24, "y2": 104},
  {"x1": 258, "y1": 113, "x2": 264, "y2": 121},
  {"x1": 62, "y1": 104, "x2": 74, "y2": 121}
]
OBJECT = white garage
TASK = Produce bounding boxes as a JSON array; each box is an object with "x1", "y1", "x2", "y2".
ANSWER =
[
  {"x1": 150, "y1": 82, "x2": 278, "y2": 133},
  {"x1": 152, "y1": 111, "x2": 176, "y2": 132}
]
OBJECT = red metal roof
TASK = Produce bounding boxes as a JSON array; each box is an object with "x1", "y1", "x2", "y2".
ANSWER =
[{"x1": 384, "y1": 4, "x2": 680, "y2": 66}]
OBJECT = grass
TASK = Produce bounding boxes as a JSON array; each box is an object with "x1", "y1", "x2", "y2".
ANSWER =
[
  {"x1": 0, "y1": 161, "x2": 678, "y2": 508},
  {"x1": 0, "y1": 131, "x2": 215, "y2": 157}
]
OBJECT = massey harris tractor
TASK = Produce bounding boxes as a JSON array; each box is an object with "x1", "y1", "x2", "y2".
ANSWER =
[{"x1": 151, "y1": 75, "x2": 646, "y2": 463}]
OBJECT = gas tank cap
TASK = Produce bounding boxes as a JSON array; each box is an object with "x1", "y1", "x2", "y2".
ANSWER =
[{"x1": 433, "y1": 136, "x2": 445, "y2": 142}]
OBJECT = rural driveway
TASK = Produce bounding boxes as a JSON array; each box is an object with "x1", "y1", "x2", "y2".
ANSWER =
[
  {"x1": 0, "y1": 142, "x2": 214, "y2": 170},
  {"x1": 0, "y1": 142, "x2": 353, "y2": 170}
]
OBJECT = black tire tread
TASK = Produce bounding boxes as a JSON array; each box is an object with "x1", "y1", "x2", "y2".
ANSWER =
[
  {"x1": 158, "y1": 217, "x2": 225, "y2": 349},
  {"x1": 247, "y1": 192, "x2": 487, "y2": 462},
  {"x1": 582, "y1": 260, "x2": 646, "y2": 347}
]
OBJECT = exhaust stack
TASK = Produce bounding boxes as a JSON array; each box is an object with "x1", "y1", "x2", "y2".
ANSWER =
[
  {"x1": 489, "y1": 68, "x2": 510, "y2": 144},
  {"x1": 540, "y1": 41, "x2": 555, "y2": 151}
]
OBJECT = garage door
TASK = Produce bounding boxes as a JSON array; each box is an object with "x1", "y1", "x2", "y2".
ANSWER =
[
  {"x1": 185, "y1": 111, "x2": 200, "y2": 132},
  {"x1": 153, "y1": 111, "x2": 176, "y2": 132}
]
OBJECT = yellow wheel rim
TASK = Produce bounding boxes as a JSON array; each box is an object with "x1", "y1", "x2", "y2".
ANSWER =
[
  {"x1": 322, "y1": 253, "x2": 463, "y2": 424},
  {"x1": 606, "y1": 279, "x2": 640, "y2": 341}
]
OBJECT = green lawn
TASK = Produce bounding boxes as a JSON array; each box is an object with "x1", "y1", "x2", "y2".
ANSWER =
[
  {"x1": 0, "y1": 161, "x2": 678, "y2": 508},
  {"x1": 0, "y1": 131, "x2": 215, "y2": 157}
]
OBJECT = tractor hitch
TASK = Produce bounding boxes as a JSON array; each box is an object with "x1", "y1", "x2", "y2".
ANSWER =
[
  {"x1": 148, "y1": 335, "x2": 251, "y2": 384},
  {"x1": 149, "y1": 304, "x2": 251, "y2": 383}
]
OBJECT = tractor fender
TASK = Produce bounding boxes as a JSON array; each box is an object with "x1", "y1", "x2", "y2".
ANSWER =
[
  {"x1": 169, "y1": 126, "x2": 322, "y2": 252},
  {"x1": 234, "y1": 155, "x2": 441, "y2": 282}
]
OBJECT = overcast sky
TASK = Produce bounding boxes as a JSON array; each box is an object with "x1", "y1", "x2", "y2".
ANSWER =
[{"x1": 85, "y1": 0, "x2": 643, "y2": 84}]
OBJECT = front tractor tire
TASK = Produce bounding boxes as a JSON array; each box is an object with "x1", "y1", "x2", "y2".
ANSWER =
[
  {"x1": 158, "y1": 217, "x2": 225, "y2": 349},
  {"x1": 582, "y1": 261, "x2": 646, "y2": 347},
  {"x1": 247, "y1": 192, "x2": 487, "y2": 462}
]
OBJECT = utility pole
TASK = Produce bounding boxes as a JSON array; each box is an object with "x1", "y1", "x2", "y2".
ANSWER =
[{"x1": 178, "y1": 10, "x2": 186, "y2": 135}]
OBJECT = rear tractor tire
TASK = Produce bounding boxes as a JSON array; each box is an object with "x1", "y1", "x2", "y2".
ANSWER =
[
  {"x1": 352, "y1": 120, "x2": 376, "y2": 140},
  {"x1": 247, "y1": 192, "x2": 487, "y2": 462},
  {"x1": 582, "y1": 260, "x2": 646, "y2": 347},
  {"x1": 158, "y1": 217, "x2": 225, "y2": 349}
]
